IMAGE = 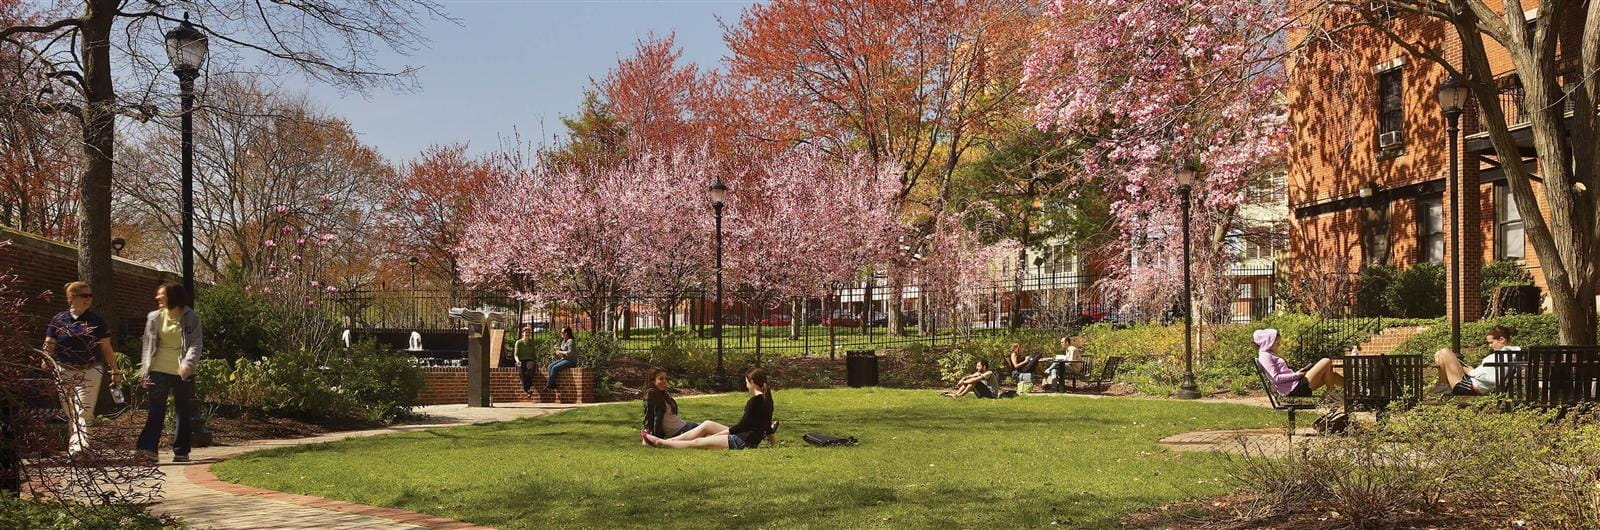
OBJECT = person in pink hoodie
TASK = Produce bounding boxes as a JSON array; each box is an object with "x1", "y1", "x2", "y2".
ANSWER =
[{"x1": 1255, "y1": 328, "x2": 1342, "y2": 397}]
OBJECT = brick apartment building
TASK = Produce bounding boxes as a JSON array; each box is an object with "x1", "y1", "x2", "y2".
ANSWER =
[{"x1": 1287, "y1": 6, "x2": 1582, "y2": 318}]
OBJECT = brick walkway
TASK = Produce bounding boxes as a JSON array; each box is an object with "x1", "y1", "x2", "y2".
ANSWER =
[
  {"x1": 151, "y1": 402, "x2": 580, "y2": 529},
  {"x1": 1158, "y1": 428, "x2": 1322, "y2": 456}
]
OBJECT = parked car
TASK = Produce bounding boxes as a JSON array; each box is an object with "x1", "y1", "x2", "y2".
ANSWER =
[
  {"x1": 720, "y1": 314, "x2": 743, "y2": 325},
  {"x1": 821, "y1": 310, "x2": 860, "y2": 327},
  {"x1": 758, "y1": 315, "x2": 792, "y2": 326}
]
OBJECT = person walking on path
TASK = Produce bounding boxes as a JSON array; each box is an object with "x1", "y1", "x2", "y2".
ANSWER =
[
  {"x1": 42, "y1": 281, "x2": 121, "y2": 456},
  {"x1": 137, "y1": 281, "x2": 204, "y2": 463},
  {"x1": 514, "y1": 326, "x2": 540, "y2": 397},
  {"x1": 544, "y1": 327, "x2": 578, "y2": 391}
]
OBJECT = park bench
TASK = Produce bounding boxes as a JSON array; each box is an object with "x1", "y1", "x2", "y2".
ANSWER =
[
  {"x1": 1253, "y1": 360, "x2": 1318, "y2": 442},
  {"x1": 1079, "y1": 356, "x2": 1123, "y2": 392},
  {"x1": 1342, "y1": 354, "x2": 1425, "y2": 421},
  {"x1": 1520, "y1": 346, "x2": 1600, "y2": 411}
]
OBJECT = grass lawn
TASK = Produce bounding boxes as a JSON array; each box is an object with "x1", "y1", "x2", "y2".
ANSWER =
[{"x1": 212, "y1": 389, "x2": 1277, "y2": 528}]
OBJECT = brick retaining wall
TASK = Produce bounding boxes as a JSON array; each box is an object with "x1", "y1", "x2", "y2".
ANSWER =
[
  {"x1": 0, "y1": 227, "x2": 177, "y2": 341},
  {"x1": 416, "y1": 366, "x2": 595, "y2": 405}
]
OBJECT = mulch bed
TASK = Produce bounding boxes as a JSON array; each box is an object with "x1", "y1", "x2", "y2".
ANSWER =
[
  {"x1": 1121, "y1": 492, "x2": 1516, "y2": 529},
  {"x1": 89, "y1": 406, "x2": 382, "y2": 449}
]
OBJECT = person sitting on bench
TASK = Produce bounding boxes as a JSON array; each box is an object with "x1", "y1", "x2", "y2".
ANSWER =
[
  {"x1": 942, "y1": 359, "x2": 997, "y2": 398},
  {"x1": 644, "y1": 368, "x2": 774, "y2": 450},
  {"x1": 1042, "y1": 338, "x2": 1085, "y2": 388},
  {"x1": 1256, "y1": 328, "x2": 1342, "y2": 397},
  {"x1": 641, "y1": 368, "x2": 724, "y2": 444},
  {"x1": 1432, "y1": 325, "x2": 1520, "y2": 396},
  {"x1": 1007, "y1": 342, "x2": 1039, "y2": 384}
]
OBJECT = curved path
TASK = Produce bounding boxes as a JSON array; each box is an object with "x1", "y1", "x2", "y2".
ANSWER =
[{"x1": 152, "y1": 403, "x2": 581, "y2": 529}]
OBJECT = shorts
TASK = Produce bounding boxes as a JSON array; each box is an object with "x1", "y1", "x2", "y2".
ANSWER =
[
  {"x1": 1452, "y1": 376, "x2": 1482, "y2": 396},
  {"x1": 1286, "y1": 380, "x2": 1314, "y2": 397},
  {"x1": 673, "y1": 422, "x2": 700, "y2": 437},
  {"x1": 728, "y1": 434, "x2": 749, "y2": 450},
  {"x1": 1016, "y1": 373, "x2": 1033, "y2": 384}
]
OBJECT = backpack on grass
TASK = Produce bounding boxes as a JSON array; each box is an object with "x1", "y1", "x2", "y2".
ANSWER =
[{"x1": 802, "y1": 432, "x2": 858, "y2": 447}]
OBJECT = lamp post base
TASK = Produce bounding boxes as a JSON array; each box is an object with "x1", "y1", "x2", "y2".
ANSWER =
[{"x1": 1176, "y1": 375, "x2": 1201, "y2": 400}]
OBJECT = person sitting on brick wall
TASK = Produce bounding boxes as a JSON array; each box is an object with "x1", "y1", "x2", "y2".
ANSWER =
[{"x1": 544, "y1": 327, "x2": 578, "y2": 391}]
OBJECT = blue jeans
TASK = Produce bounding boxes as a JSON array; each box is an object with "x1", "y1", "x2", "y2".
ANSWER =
[
  {"x1": 138, "y1": 372, "x2": 194, "y2": 456},
  {"x1": 545, "y1": 359, "x2": 576, "y2": 389}
]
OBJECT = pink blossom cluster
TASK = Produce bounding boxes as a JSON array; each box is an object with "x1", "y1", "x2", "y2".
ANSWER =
[
  {"x1": 1023, "y1": 0, "x2": 1288, "y2": 310},
  {"x1": 455, "y1": 147, "x2": 900, "y2": 308}
]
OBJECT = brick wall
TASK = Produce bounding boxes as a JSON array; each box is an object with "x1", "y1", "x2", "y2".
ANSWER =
[
  {"x1": 416, "y1": 366, "x2": 596, "y2": 405},
  {"x1": 1285, "y1": 6, "x2": 1575, "y2": 317},
  {"x1": 0, "y1": 227, "x2": 176, "y2": 345}
]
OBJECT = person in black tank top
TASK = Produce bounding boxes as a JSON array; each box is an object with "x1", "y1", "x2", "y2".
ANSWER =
[{"x1": 645, "y1": 368, "x2": 774, "y2": 450}]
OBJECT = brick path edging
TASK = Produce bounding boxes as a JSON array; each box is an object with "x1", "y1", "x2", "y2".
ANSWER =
[{"x1": 185, "y1": 463, "x2": 492, "y2": 529}]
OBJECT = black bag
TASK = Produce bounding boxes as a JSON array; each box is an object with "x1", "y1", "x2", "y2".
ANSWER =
[
  {"x1": 802, "y1": 432, "x2": 858, "y2": 447},
  {"x1": 1314, "y1": 410, "x2": 1349, "y2": 435}
]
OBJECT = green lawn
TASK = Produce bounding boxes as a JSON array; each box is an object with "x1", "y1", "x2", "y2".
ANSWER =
[{"x1": 212, "y1": 390, "x2": 1276, "y2": 529}]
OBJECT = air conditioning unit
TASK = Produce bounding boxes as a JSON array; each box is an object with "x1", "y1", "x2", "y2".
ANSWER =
[{"x1": 1378, "y1": 130, "x2": 1404, "y2": 148}]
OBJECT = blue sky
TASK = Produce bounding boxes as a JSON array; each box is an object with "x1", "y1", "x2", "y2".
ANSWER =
[{"x1": 298, "y1": 0, "x2": 754, "y2": 162}]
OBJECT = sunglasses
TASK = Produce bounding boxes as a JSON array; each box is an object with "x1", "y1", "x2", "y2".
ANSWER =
[{"x1": 71, "y1": 293, "x2": 93, "y2": 298}]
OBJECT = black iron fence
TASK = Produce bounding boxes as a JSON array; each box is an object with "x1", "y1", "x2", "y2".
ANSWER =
[{"x1": 332, "y1": 265, "x2": 1276, "y2": 358}]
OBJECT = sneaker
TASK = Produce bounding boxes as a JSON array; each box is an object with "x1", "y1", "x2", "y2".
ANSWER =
[
  {"x1": 172, "y1": 454, "x2": 190, "y2": 463},
  {"x1": 136, "y1": 449, "x2": 158, "y2": 463}
]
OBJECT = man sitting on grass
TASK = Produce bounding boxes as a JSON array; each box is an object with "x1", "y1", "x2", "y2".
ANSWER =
[
  {"x1": 943, "y1": 359, "x2": 997, "y2": 398},
  {"x1": 1432, "y1": 325, "x2": 1521, "y2": 396}
]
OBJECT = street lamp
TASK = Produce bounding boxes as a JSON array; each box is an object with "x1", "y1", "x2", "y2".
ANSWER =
[
  {"x1": 110, "y1": 237, "x2": 126, "y2": 256},
  {"x1": 710, "y1": 179, "x2": 729, "y2": 389},
  {"x1": 1176, "y1": 166, "x2": 1201, "y2": 400},
  {"x1": 165, "y1": 14, "x2": 208, "y2": 295},
  {"x1": 1437, "y1": 76, "x2": 1469, "y2": 355}
]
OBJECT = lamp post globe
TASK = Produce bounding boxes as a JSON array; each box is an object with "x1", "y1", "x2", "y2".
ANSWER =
[{"x1": 165, "y1": 13, "x2": 208, "y2": 295}]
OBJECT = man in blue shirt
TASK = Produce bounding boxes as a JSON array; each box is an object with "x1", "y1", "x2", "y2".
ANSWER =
[{"x1": 42, "y1": 281, "x2": 121, "y2": 455}]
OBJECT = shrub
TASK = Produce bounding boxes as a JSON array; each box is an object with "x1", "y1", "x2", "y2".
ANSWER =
[
  {"x1": 578, "y1": 333, "x2": 622, "y2": 400},
  {"x1": 0, "y1": 497, "x2": 179, "y2": 529},
  {"x1": 1223, "y1": 405, "x2": 1600, "y2": 529},
  {"x1": 1480, "y1": 258, "x2": 1534, "y2": 303},
  {"x1": 190, "y1": 341, "x2": 422, "y2": 423},
  {"x1": 1357, "y1": 264, "x2": 1397, "y2": 317},
  {"x1": 322, "y1": 340, "x2": 424, "y2": 422},
  {"x1": 195, "y1": 283, "x2": 281, "y2": 362},
  {"x1": 1382, "y1": 262, "x2": 1445, "y2": 317},
  {"x1": 1391, "y1": 313, "x2": 1561, "y2": 363}
]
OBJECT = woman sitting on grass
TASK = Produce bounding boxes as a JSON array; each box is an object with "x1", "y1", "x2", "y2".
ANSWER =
[
  {"x1": 942, "y1": 359, "x2": 997, "y2": 398},
  {"x1": 1255, "y1": 328, "x2": 1342, "y2": 397},
  {"x1": 644, "y1": 368, "x2": 775, "y2": 450},
  {"x1": 641, "y1": 368, "x2": 726, "y2": 444}
]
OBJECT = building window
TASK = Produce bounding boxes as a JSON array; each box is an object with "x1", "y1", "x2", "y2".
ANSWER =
[
  {"x1": 1363, "y1": 204, "x2": 1392, "y2": 266},
  {"x1": 1376, "y1": 67, "x2": 1405, "y2": 150},
  {"x1": 1496, "y1": 184, "x2": 1525, "y2": 260},
  {"x1": 1417, "y1": 197, "x2": 1444, "y2": 263}
]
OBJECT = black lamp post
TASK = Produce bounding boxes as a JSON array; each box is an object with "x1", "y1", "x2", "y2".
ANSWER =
[
  {"x1": 710, "y1": 179, "x2": 729, "y2": 389},
  {"x1": 1176, "y1": 166, "x2": 1201, "y2": 400},
  {"x1": 408, "y1": 256, "x2": 420, "y2": 328},
  {"x1": 110, "y1": 237, "x2": 126, "y2": 256},
  {"x1": 165, "y1": 14, "x2": 208, "y2": 295},
  {"x1": 1436, "y1": 76, "x2": 1469, "y2": 355}
]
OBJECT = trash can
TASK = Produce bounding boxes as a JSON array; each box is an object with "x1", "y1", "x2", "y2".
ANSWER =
[{"x1": 846, "y1": 349, "x2": 879, "y2": 387}]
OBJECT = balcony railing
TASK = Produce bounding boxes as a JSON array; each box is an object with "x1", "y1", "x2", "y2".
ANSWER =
[{"x1": 1464, "y1": 66, "x2": 1579, "y2": 138}]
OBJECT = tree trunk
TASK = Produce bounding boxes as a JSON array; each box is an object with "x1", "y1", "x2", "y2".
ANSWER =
[
  {"x1": 78, "y1": 3, "x2": 118, "y2": 334},
  {"x1": 789, "y1": 298, "x2": 801, "y2": 341},
  {"x1": 886, "y1": 272, "x2": 904, "y2": 336},
  {"x1": 860, "y1": 277, "x2": 873, "y2": 335}
]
